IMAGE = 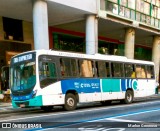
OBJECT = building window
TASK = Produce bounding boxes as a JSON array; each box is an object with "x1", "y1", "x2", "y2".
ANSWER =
[
  {"x1": 152, "y1": 5, "x2": 158, "y2": 18},
  {"x1": 155, "y1": 19, "x2": 159, "y2": 27},
  {"x1": 156, "y1": 0, "x2": 159, "y2": 6},
  {"x1": 136, "y1": 12, "x2": 141, "y2": 21},
  {"x1": 106, "y1": 1, "x2": 118, "y2": 14},
  {"x1": 120, "y1": 0, "x2": 127, "y2": 6},
  {"x1": 158, "y1": 8, "x2": 160, "y2": 19},
  {"x1": 147, "y1": 0, "x2": 151, "y2": 3},
  {"x1": 53, "y1": 33, "x2": 84, "y2": 52},
  {"x1": 108, "y1": 0, "x2": 117, "y2": 3},
  {"x1": 144, "y1": 2, "x2": 150, "y2": 15},
  {"x1": 119, "y1": 6, "x2": 125, "y2": 16},
  {"x1": 3, "y1": 17, "x2": 23, "y2": 41},
  {"x1": 104, "y1": 0, "x2": 160, "y2": 28},
  {"x1": 151, "y1": 17, "x2": 155, "y2": 26},
  {"x1": 128, "y1": 0, "x2": 135, "y2": 9},
  {"x1": 146, "y1": 16, "x2": 151, "y2": 24},
  {"x1": 141, "y1": 14, "x2": 146, "y2": 23},
  {"x1": 136, "y1": 0, "x2": 142, "y2": 12},
  {"x1": 151, "y1": 0, "x2": 156, "y2": 5},
  {"x1": 125, "y1": 8, "x2": 130, "y2": 18}
]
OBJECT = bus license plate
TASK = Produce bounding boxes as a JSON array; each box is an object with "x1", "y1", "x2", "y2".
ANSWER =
[{"x1": 20, "y1": 104, "x2": 25, "y2": 108}]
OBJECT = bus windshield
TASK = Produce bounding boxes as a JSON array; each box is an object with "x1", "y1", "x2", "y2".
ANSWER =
[{"x1": 10, "y1": 61, "x2": 36, "y2": 91}]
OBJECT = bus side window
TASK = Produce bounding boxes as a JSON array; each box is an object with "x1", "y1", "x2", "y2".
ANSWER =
[
  {"x1": 111, "y1": 62, "x2": 123, "y2": 77},
  {"x1": 124, "y1": 64, "x2": 135, "y2": 78},
  {"x1": 39, "y1": 62, "x2": 56, "y2": 78},
  {"x1": 146, "y1": 65, "x2": 154, "y2": 79},
  {"x1": 60, "y1": 58, "x2": 72, "y2": 77},
  {"x1": 60, "y1": 58, "x2": 65, "y2": 76},
  {"x1": 71, "y1": 59, "x2": 78, "y2": 77},
  {"x1": 96, "y1": 61, "x2": 107, "y2": 77},
  {"x1": 79, "y1": 60, "x2": 93, "y2": 77},
  {"x1": 106, "y1": 62, "x2": 110, "y2": 77},
  {"x1": 135, "y1": 65, "x2": 146, "y2": 78},
  {"x1": 39, "y1": 62, "x2": 57, "y2": 88},
  {"x1": 43, "y1": 63, "x2": 49, "y2": 77}
]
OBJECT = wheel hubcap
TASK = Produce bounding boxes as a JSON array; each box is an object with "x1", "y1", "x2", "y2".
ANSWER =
[
  {"x1": 127, "y1": 94, "x2": 132, "y2": 102},
  {"x1": 67, "y1": 98, "x2": 74, "y2": 107}
]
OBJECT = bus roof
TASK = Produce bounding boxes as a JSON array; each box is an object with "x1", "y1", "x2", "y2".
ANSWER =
[
  {"x1": 38, "y1": 50, "x2": 154, "y2": 65},
  {"x1": 12, "y1": 49, "x2": 154, "y2": 65}
]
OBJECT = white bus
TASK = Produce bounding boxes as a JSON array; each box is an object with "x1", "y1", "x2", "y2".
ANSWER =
[{"x1": 10, "y1": 50, "x2": 157, "y2": 111}]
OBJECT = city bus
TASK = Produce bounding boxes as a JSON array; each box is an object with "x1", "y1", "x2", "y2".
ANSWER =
[{"x1": 9, "y1": 50, "x2": 157, "y2": 111}]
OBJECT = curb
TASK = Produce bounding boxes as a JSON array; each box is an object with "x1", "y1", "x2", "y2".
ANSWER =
[{"x1": 0, "y1": 107, "x2": 40, "y2": 113}]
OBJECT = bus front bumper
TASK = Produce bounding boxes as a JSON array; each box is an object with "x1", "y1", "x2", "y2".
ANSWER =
[{"x1": 12, "y1": 95, "x2": 43, "y2": 108}]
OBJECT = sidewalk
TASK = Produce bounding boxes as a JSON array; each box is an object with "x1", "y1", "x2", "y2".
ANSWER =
[
  {"x1": 0, "y1": 102, "x2": 40, "y2": 113},
  {"x1": 0, "y1": 102, "x2": 12, "y2": 108}
]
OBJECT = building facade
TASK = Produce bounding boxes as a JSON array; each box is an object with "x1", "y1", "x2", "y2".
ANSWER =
[{"x1": 0, "y1": 0, "x2": 159, "y2": 91}]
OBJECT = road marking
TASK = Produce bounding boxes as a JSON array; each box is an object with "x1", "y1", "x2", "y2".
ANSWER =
[
  {"x1": 0, "y1": 100, "x2": 160, "y2": 122},
  {"x1": 106, "y1": 118, "x2": 142, "y2": 123},
  {"x1": 87, "y1": 108, "x2": 160, "y2": 122},
  {"x1": 24, "y1": 107, "x2": 160, "y2": 131}
]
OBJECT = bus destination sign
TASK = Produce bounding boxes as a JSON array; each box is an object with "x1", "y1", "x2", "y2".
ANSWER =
[{"x1": 13, "y1": 54, "x2": 33, "y2": 63}]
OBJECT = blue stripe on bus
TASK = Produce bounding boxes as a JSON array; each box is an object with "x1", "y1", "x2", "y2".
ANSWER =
[
  {"x1": 121, "y1": 79, "x2": 126, "y2": 91},
  {"x1": 61, "y1": 79, "x2": 101, "y2": 94},
  {"x1": 61, "y1": 78, "x2": 138, "y2": 94},
  {"x1": 11, "y1": 92, "x2": 33, "y2": 101},
  {"x1": 121, "y1": 79, "x2": 138, "y2": 91}
]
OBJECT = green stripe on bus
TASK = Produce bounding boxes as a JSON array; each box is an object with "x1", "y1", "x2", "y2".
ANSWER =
[
  {"x1": 102, "y1": 79, "x2": 121, "y2": 92},
  {"x1": 12, "y1": 95, "x2": 43, "y2": 108},
  {"x1": 29, "y1": 95, "x2": 43, "y2": 106}
]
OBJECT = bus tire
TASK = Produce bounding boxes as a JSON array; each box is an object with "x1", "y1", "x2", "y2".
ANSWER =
[
  {"x1": 64, "y1": 93, "x2": 77, "y2": 111},
  {"x1": 124, "y1": 90, "x2": 133, "y2": 104}
]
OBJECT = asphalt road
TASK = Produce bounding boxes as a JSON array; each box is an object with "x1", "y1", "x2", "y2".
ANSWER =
[{"x1": 1, "y1": 96, "x2": 160, "y2": 131}]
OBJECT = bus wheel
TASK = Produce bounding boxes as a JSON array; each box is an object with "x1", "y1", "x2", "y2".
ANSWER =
[
  {"x1": 41, "y1": 106, "x2": 53, "y2": 111},
  {"x1": 124, "y1": 90, "x2": 133, "y2": 104},
  {"x1": 64, "y1": 93, "x2": 77, "y2": 111}
]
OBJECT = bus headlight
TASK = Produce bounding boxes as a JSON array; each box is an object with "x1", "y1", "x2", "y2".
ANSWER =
[{"x1": 32, "y1": 90, "x2": 37, "y2": 98}]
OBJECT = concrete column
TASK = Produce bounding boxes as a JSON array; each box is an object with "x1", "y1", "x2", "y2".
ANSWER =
[
  {"x1": 0, "y1": 16, "x2": 4, "y2": 40},
  {"x1": 124, "y1": 28, "x2": 135, "y2": 59},
  {"x1": 32, "y1": 0, "x2": 49, "y2": 50},
  {"x1": 86, "y1": 15, "x2": 98, "y2": 54},
  {"x1": 152, "y1": 36, "x2": 160, "y2": 82},
  {"x1": 23, "y1": 21, "x2": 34, "y2": 49}
]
